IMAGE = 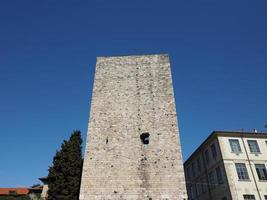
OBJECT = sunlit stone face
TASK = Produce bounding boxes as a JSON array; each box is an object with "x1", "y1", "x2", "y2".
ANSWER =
[{"x1": 79, "y1": 54, "x2": 187, "y2": 200}]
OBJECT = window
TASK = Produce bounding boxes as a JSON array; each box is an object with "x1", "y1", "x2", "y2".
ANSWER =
[
  {"x1": 264, "y1": 195, "x2": 267, "y2": 200},
  {"x1": 192, "y1": 162, "x2": 196, "y2": 177},
  {"x1": 247, "y1": 140, "x2": 260, "y2": 153},
  {"x1": 201, "y1": 178, "x2": 207, "y2": 193},
  {"x1": 235, "y1": 163, "x2": 249, "y2": 180},
  {"x1": 190, "y1": 184, "x2": 196, "y2": 199},
  {"x1": 205, "y1": 149, "x2": 210, "y2": 164},
  {"x1": 216, "y1": 166, "x2": 224, "y2": 184},
  {"x1": 243, "y1": 195, "x2": 255, "y2": 200},
  {"x1": 197, "y1": 157, "x2": 202, "y2": 172},
  {"x1": 208, "y1": 171, "x2": 215, "y2": 188},
  {"x1": 229, "y1": 139, "x2": 241, "y2": 153},
  {"x1": 255, "y1": 164, "x2": 267, "y2": 180},
  {"x1": 188, "y1": 186, "x2": 193, "y2": 199},
  {"x1": 196, "y1": 183, "x2": 201, "y2": 196},
  {"x1": 211, "y1": 143, "x2": 217, "y2": 159},
  {"x1": 186, "y1": 167, "x2": 192, "y2": 179}
]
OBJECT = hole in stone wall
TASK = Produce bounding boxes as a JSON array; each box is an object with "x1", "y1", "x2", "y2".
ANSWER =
[
  {"x1": 106, "y1": 137, "x2": 108, "y2": 144},
  {"x1": 140, "y1": 132, "x2": 150, "y2": 144}
]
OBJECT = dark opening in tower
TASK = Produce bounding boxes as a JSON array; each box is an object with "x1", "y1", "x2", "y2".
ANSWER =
[{"x1": 140, "y1": 132, "x2": 150, "y2": 144}]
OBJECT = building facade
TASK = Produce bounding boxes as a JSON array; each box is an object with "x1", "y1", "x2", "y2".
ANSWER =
[
  {"x1": 79, "y1": 54, "x2": 187, "y2": 200},
  {"x1": 39, "y1": 177, "x2": 48, "y2": 200},
  {"x1": 184, "y1": 131, "x2": 267, "y2": 200}
]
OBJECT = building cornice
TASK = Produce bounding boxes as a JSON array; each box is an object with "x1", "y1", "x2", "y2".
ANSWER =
[{"x1": 184, "y1": 130, "x2": 267, "y2": 165}]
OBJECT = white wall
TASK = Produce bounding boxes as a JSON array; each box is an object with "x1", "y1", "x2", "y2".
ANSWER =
[{"x1": 218, "y1": 135, "x2": 267, "y2": 200}]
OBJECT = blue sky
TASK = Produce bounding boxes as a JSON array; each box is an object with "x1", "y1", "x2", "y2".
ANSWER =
[{"x1": 0, "y1": 0, "x2": 266, "y2": 187}]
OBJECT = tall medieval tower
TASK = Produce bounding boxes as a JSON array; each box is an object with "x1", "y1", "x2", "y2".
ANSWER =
[{"x1": 80, "y1": 54, "x2": 187, "y2": 200}]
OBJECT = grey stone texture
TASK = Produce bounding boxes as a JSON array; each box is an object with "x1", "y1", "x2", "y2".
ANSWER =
[{"x1": 80, "y1": 54, "x2": 187, "y2": 200}]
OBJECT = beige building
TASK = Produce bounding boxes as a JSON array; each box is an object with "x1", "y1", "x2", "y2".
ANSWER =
[
  {"x1": 184, "y1": 131, "x2": 267, "y2": 200},
  {"x1": 39, "y1": 177, "x2": 48, "y2": 200},
  {"x1": 80, "y1": 54, "x2": 187, "y2": 200}
]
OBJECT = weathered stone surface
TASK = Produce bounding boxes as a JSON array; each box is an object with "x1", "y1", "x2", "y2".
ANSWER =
[{"x1": 80, "y1": 54, "x2": 187, "y2": 200}]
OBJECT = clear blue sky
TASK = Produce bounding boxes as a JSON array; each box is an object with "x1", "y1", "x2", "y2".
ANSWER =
[{"x1": 0, "y1": 0, "x2": 266, "y2": 187}]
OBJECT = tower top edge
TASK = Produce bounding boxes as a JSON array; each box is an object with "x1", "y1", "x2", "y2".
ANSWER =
[{"x1": 96, "y1": 53, "x2": 169, "y2": 60}]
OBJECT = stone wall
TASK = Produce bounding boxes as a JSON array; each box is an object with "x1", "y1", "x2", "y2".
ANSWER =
[{"x1": 80, "y1": 54, "x2": 187, "y2": 200}]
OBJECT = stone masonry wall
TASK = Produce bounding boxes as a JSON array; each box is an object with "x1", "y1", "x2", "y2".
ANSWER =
[{"x1": 79, "y1": 54, "x2": 187, "y2": 200}]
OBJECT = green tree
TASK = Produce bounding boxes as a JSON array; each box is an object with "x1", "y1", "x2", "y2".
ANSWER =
[
  {"x1": 0, "y1": 196, "x2": 31, "y2": 200},
  {"x1": 16, "y1": 196, "x2": 31, "y2": 200},
  {"x1": 47, "y1": 130, "x2": 83, "y2": 200}
]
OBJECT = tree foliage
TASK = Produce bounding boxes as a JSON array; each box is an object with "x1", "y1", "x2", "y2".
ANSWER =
[
  {"x1": 0, "y1": 196, "x2": 31, "y2": 200},
  {"x1": 47, "y1": 130, "x2": 83, "y2": 200}
]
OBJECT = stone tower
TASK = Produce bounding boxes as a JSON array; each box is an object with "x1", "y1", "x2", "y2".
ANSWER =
[{"x1": 80, "y1": 54, "x2": 187, "y2": 200}]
